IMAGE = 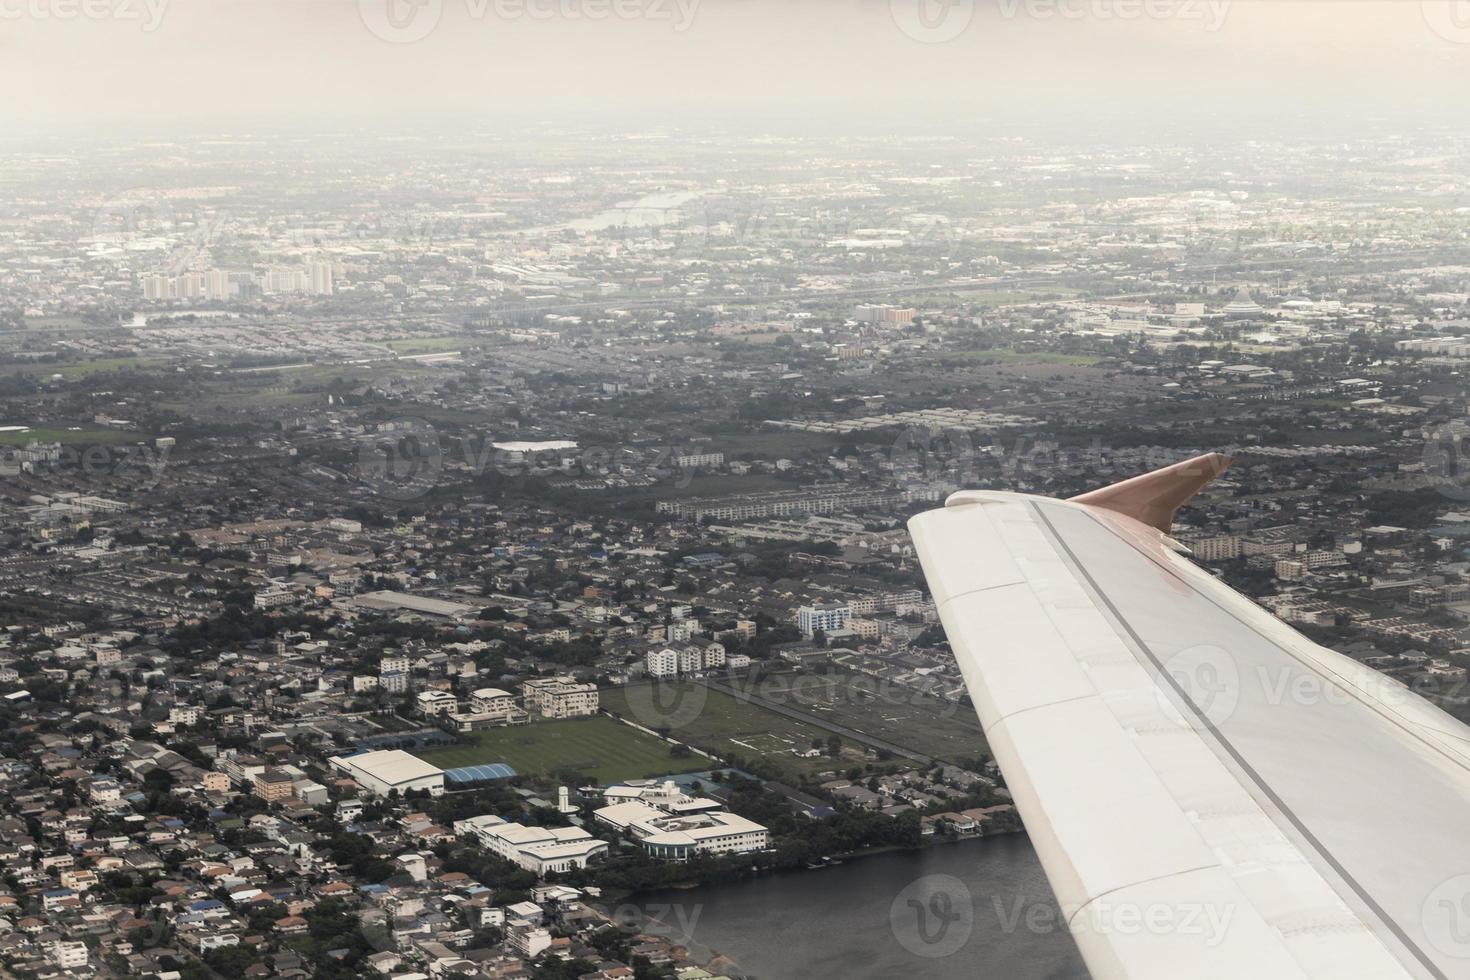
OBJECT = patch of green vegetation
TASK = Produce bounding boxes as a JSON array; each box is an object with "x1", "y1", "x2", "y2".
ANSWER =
[
  {"x1": 16, "y1": 315, "x2": 102, "y2": 332},
  {"x1": 0, "y1": 356, "x2": 163, "y2": 379},
  {"x1": 414, "y1": 715, "x2": 703, "y2": 785},
  {"x1": 384, "y1": 335, "x2": 469, "y2": 354},
  {"x1": 910, "y1": 289, "x2": 1059, "y2": 308},
  {"x1": 936, "y1": 349, "x2": 1102, "y2": 366},
  {"x1": 709, "y1": 429, "x2": 839, "y2": 458},
  {"x1": 605, "y1": 672, "x2": 987, "y2": 778},
  {"x1": 655, "y1": 473, "x2": 792, "y2": 500},
  {"x1": 789, "y1": 667, "x2": 985, "y2": 761},
  {"x1": 0, "y1": 427, "x2": 138, "y2": 446},
  {"x1": 604, "y1": 683, "x2": 851, "y2": 780}
]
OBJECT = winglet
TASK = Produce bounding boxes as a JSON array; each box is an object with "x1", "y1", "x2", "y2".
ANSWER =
[{"x1": 1069, "y1": 452, "x2": 1234, "y2": 534}]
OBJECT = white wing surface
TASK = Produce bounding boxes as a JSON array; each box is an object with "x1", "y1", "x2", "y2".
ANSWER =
[{"x1": 909, "y1": 455, "x2": 1470, "y2": 980}]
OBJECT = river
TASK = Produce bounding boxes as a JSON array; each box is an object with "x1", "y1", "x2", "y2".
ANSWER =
[{"x1": 632, "y1": 835, "x2": 1089, "y2": 980}]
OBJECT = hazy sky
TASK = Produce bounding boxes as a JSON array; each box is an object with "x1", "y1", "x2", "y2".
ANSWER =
[{"x1": 4, "y1": 0, "x2": 1470, "y2": 135}]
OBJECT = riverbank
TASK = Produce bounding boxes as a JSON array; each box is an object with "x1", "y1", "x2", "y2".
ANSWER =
[{"x1": 600, "y1": 825, "x2": 1024, "y2": 901}]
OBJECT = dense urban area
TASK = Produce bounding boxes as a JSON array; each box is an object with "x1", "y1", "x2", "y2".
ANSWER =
[{"x1": 4, "y1": 127, "x2": 1470, "y2": 979}]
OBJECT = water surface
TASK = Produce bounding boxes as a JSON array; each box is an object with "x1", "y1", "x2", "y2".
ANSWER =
[{"x1": 635, "y1": 835, "x2": 1089, "y2": 980}]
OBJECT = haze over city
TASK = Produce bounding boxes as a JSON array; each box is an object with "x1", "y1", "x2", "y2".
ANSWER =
[{"x1": 6, "y1": 1, "x2": 1470, "y2": 133}]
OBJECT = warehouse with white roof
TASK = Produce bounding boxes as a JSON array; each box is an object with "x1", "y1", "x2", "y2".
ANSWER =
[{"x1": 329, "y1": 749, "x2": 444, "y2": 797}]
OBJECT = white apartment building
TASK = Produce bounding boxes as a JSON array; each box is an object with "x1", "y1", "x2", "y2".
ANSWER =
[
  {"x1": 521, "y1": 675, "x2": 599, "y2": 718},
  {"x1": 678, "y1": 646, "x2": 703, "y2": 674},
  {"x1": 169, "y1": 705, "x2": 202, "y2": 726},
  {"x1": 88, "y1": 778, "x2": 122, "y2": 804},
  {"x1": 699, "y1": 639, "x2": 726, "y2": 670},
  {"x1": 508, "y1": 927, "x2": 553, "y2": 959},
  {"x1": 646, "y1": 648, "x2": 679, "y2": 678},
  {"x1": 1242, "y1": 537, "x2": 1294, "y2": 558},
  {"x1": 380, "y1": 655, "x2": 411, "y2": 695},
  {"x1": 1275, "y1": 559, "x2": 1308, "y2": 582},
  {"x1": 253, "y1": 588, "x2": 294, "y2": 610},
  {"x1": 1301, "y1": 550, "x2": 1347, "y2": 569},
  {"x1": 797, "y1": 602, "x2": 851, "y2": 636},
  {"x1": 46, "y1": 941, "x2": 88, "y2": 970},
  {"x1": 673, "y1": 451, "x2": 725, "y2": 469},
  {"x1": 471, "y1": 687, "x2": 517, "y2": 717},
  {"x1": 647, "y1": 640, "x2": 723, "y2": 679},
  {"x1": 415, "y1": 690, "x2": 459, "y2": 717},
  {"x1": 848, "y1": 590, "x2": 924, "y2": 615},
  {"x1": 1181, "y1": 535, "x2": 1241, "y2": 562}
]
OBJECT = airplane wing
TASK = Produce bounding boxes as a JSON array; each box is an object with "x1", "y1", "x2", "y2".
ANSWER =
[{"x1": 908, "y1": 454, "x2": 1470, "y2": 980}]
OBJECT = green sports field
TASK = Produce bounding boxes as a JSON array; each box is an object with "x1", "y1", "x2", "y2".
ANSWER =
[{"x1": 412, "y1": 715, "x2": 705, "y2": 785}]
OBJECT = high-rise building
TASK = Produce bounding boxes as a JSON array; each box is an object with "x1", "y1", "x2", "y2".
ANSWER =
[
  {"x1": 177, "y1": 272, "x2": 205, "y2": 299},
  {"x1": 142, "y1": 274, "x2": 173, "y2": 301},
  {"x1": 206, "y1": 269, "x2": 232, "y2": 301},
  {"x1": 264, "y1": 267, "x2": 308, "y2": 294},
  {"x1": 309, "y1": 260, "x2": 335, "y2": 296}
]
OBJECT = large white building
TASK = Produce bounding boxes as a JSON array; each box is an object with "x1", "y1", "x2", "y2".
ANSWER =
[
  {"x1": 454, "y1": 815, "x2": 608, "y2": 875},
  {"x1": 603, "y1": 780, "x2": 724, "y2": 816},
  {"x1": 329, "y1": 750, "x2": 444, "y2": 798},
  {"x1": 593, "y1": 781, "x2": 768, "y2": 860},
  {"x1": 673, "y1": 451, "x2": 725, "y2": 469},
  {"x1": 797, "y1": 602, "x2": 851, "y2": 636},
  {"x1": 521, "y1": 676, "x2": 599, "y2": 718},
  {"x1": 450, "y1": 688, "x2": 530, "y2": 731},
  {"x1": 594, "y1": 802, "x2": 768, "y2": 861}
]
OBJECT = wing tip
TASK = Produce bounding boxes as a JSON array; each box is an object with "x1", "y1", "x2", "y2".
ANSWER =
[{"x1": 1069, "y1": 452, "x2": 1235, "y2": 533}]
